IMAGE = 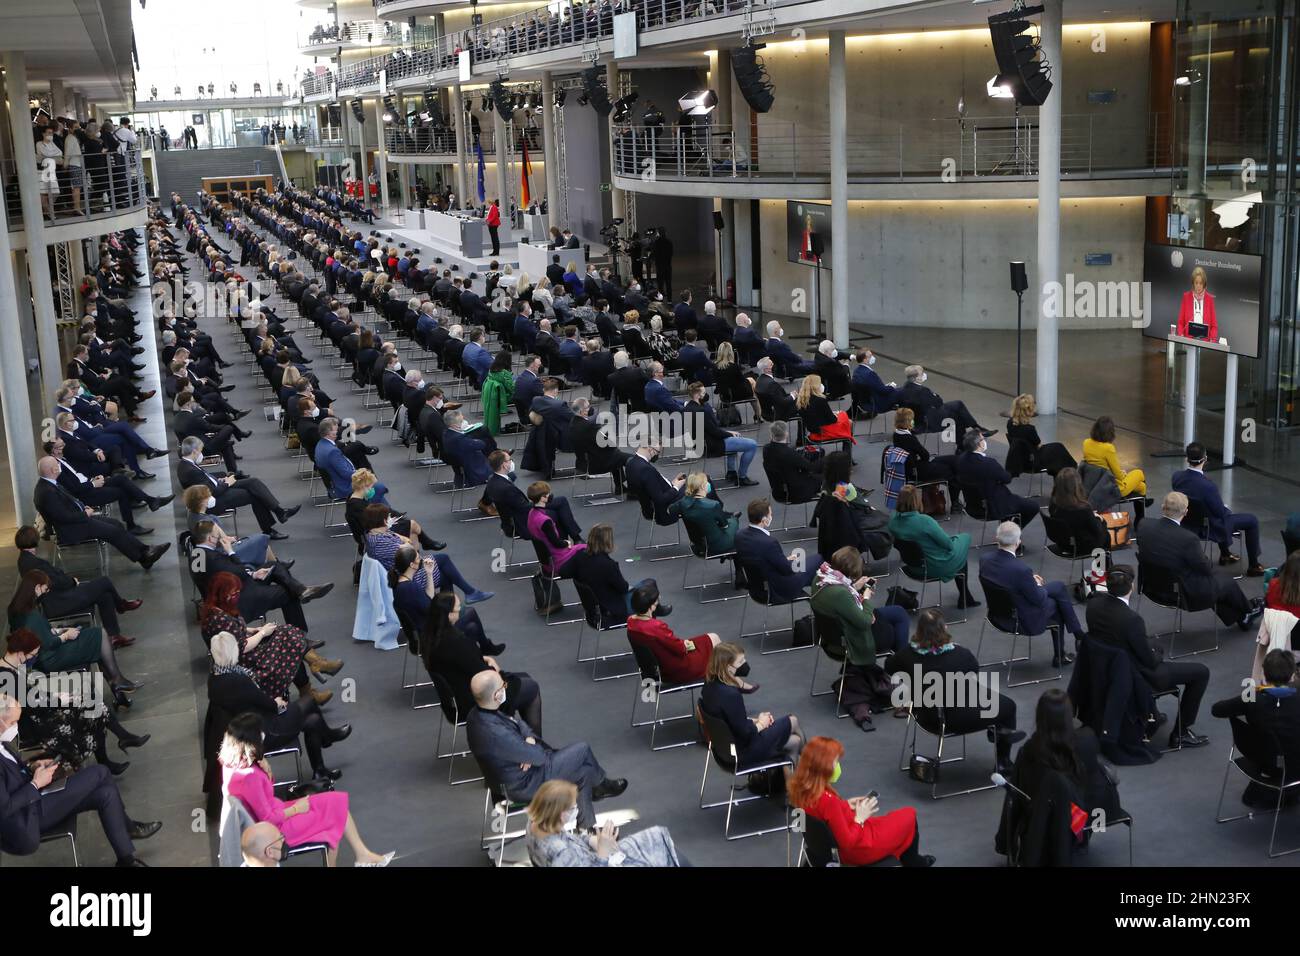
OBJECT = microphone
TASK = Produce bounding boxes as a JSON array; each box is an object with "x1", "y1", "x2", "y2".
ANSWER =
[{"x1": 990, "y1": 772, "x2": 1031, "y2": 802}]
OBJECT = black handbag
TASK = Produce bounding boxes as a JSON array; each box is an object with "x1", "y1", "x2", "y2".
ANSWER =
[
  {"x1": 531, "y1": 572, "x2": 563, "y2": 614},
  {"x1": 887, "y1": 586, "x2": 920, "y2": 611}
]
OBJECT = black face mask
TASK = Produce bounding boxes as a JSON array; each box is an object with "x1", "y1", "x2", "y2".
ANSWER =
[{"x1": 650, "y1": 452, "x2": 661, "y2": 463}]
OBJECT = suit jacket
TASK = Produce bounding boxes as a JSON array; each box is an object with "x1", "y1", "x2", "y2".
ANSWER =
[
  {"x1": 676, "y1": 344, "x2": 713, "y2": 385},
  {"x1": 174, "y1": 408, "x2": 219, "y2": 443},
  {"x1": 178, "y1": 457, "x2": 226, "y2": 494},
  {"x1": 765, "y1": 337, "x2": 807, "y2": 376},
  {"x1": 465, "y1": 707, "x2": 552, "y2": 801},
  {"x1": 755, "y1": 374, "x2": 796, "y2": 421},
  {"x1": 979, "y1": 548, "x2": 1057, "y2": 636},
  {"x1": 1085, "y1": 592, "x2": 1161, "y2": 682},
  {"x1": 314, "y1": 438, "x2": 356, "y2": 499},
  {"x1": 735, "y1": 525, "x2": 807, "y2": 603},
  {"x1": 1171, "y1": 468, "x2": 1237, "y2": 544},
  {"x1": 955, "y1": 451, "x2": 1024, "y2": 519},
  {"x1": 56, "y1": 429, "x2": 105, "y2": 477},
  {"x1": 513, "y1": 369, "x2": 544, "y2": 421},
  {"x1": 672, "y1": 303, "x2": 698, "y2": 334},
  {"x1": 580, "y1": 352, "x2": 615, "y2": 397},
  {"x1": 1135, "y1": 516, "x2": 1219, "y2": 610},
  {"x1": 814, "y1": 352, "x2": 851, "y2": 399},
  {"x1": 852, "y1": 365, "x2": 899, "y2": 413},
  {"x1": 644, "y1": 378, "x2": 684, "y2": 414},
  {"x1": 0, "y1": 750, "x2": 44, "y2": 855},
  {"x1": 483, "y1": 472, "x2": 531, "y2": 535},
  {"x1": 33, "y1": 479, "x2": 96, "y2": 544},
  {"x1": 625, "y1": 454, "x2": 682, "y2": 521},
  {"x1": 762, "y1": 442, "x2": 823, "y2": 503},
  {"x1": 442, "y1": 428, "x2": 491, "y2": 485},
  {"x1": 609, "y1": 366, "x2": 650, "y2": 412},
  {"x1": 1211, "y1": 687, "x2": 1300, "y2": 771}
]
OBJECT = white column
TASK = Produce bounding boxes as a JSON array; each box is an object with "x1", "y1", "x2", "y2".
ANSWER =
[
  {"x1": 49, "y1": 79, "x2": 67, "y2": 117},
  {"x1": 828, "y1": 31, "x2": 849, "y2": 349},
  {"x1": 0, "y1": 211, "x2": 39, "y2": 526},
  {"x1": 373, "y1": 97, "x2": 390, "y2": 212},
  {"x1": 1035, "y1": 0, "x2": 1062, "y2": 414},
  {"x1": 451, "y1": 84, "x2": 469, "y2": 204},
  {"x1": 541, "y1": 72, "x2": 560, "y2": 215},
  {"x1": 6, "y1": 53, "x2": 63, "y2": 399},
  {"x1": 734, "y1": 199, "x2": 755, "y2": 309},
  {"x1": 605, "y1": 60, "x2": 626, "y2": 223},
  {"x1": 395, "y1": 92, "x2": 411, "y2": 209},
  {"x1": 492, "y1": 103, "x2": 510, "y2": 209},
  {"x1": 714, "y1": 50, "x2": 735, "y2": 301}
]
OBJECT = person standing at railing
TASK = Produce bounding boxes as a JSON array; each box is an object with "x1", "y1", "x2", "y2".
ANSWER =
[
  {"x1": 112, "y1": 118, "x2": 139, "y2": 208},
  {"x1": 36, "y1": 126, "x2": 63, "y2": 221},
  {"x1": 62, "y1": 119, "x2": 85, "y2": 216}
]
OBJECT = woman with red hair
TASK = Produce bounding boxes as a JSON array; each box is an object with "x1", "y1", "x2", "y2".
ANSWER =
[
  {"x1": 787, "y1": 736, "x2": 934, "y2": 867},
  {"x1": 199, "y1": 571, "x2": 341, "y2": 707}
]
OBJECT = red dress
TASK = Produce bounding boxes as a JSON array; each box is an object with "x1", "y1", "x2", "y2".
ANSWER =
[
  {"x1": 626, "y1": 617, "x2": 711, "y2": 683},
  {"x1": 803, "y1": 789, "x2": 916, "y2": 865},
  {"x1": 1265, "y1": 578, "x2": 1300, "y2": 617}
]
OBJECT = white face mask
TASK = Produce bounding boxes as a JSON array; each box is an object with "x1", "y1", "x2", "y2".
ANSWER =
[
  {"x1": 506, "y1": 460, "x2": 516, "y2": 474},
  {"x1": 494, "y1": 686, "x2": 507, "y2": 708},
  {"x1": 868, "y1": 355, "x2": 876, "y2": 366},
  {"x1": 308, "y1": 408, "x2": 320, "y2": 418},
  {"x1": 0, "y1": 724, "x2": 16, "y2": 744},
  {"x1": 919, "y1": 373, "x2": 928, "y2": 383},
  {"x1": 206, "y1": 496, "x2": 217, "y2": 509},
  {"x1": 561, "y1": 806, "x2": 579, "y2": 831}
]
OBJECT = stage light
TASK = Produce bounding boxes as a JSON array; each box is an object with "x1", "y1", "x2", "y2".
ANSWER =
[
  {"x1": 677, "y1": 89, "x2": 717, "y2": 116},
  {"x1": 555, "y1": 88, "x2": 567, "y2": 108},
  {"x1": 611, "y1": 91, "x2": 639, "y2": 123},
  {"x1": 576, "y1": 91, "x2": 588, "y2": 107},
  {"x1": 986, "y1": 74, "x2": 1015, "y2": 98},
  {"x1": 1213, "y1": 192, "x2": 1262, "y2": 229},
  {"x1": 581, "y1": 66, "x2": 610, "y2": 114}
]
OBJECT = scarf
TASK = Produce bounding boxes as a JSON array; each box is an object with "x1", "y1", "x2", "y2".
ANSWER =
[{"x1": 813, "y1": 561, "x2": 862, "y2": 610}]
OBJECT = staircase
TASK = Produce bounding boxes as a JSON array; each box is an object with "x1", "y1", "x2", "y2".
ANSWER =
[{"x1": 153, "y1": 146, "x2": 278, "y2": 202}]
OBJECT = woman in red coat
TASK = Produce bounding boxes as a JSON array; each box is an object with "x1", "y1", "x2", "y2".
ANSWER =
[
  {"x1": 788, "y1": 736, "x2": 934, "y2": 866},
  {"x1": 1176, "y1": 266, "x2": 1218, "y2": 341},
  {"x1": 626, "y1": 582, "x2": 718, "y2": 684}
]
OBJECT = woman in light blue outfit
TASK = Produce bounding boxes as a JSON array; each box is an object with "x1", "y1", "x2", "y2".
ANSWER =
[
  {"x1": 183, "y1": 485, "x2": 272, "y2": 565},
  {"x1": 526, "y1": 781, "x2": 686, "y2": 868}
]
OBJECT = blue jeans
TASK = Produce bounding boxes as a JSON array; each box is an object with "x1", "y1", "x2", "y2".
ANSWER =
[{"x1": 723, "y1": 435, "x2": 757, "y2": 478}]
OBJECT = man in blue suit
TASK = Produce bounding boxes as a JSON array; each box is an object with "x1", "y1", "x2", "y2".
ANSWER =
[
  {"x1": 315, "y1": 417, "x2": 388, "y2": 503},
  {"x1": 676, "y1": 330, "x2": 713, "y2": 386},
  {"x1": 731, "y1": 313, "x2": 766, "y2": 366},
  {"x1": 441, "y1": 410, "x2": 493, "y2": 486},
  {"x1": 734, "y1": 498, "x2": 822, "y2": 603},
  {"x1": 979, "y1": 521, "x2": 1081, "y2": 666},
  {"x1": 461, "y1": 328, "x2": 493, "y2": 386},
  {"x1": 954, "y1": 429, "x2": 1039, "y2": 528},
  {"x1": 513, "y1": 355, "x2": 544, "y2": 424},
  {"x1": 1172, "y1": 441, "x2": 1263, "y2": 575},
  {"x1": 512, "y1": 301, "x2": 538, "y2": 353},
  {"x1": 764, "y1": 320, "x2": 816, "y2": 377},
  {"x1": 850, "y1": 349, "x2": 900, "y2": 415},
  {"x1": 643, "y1": 362, "x2": 685, "y2": 415}
]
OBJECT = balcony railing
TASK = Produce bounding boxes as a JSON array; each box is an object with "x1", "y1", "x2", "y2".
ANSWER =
[
  {"x1": 300, "y1": 125, "x2": 345, "y2": 147},
  {"x1": 4, "y1": 147, "x2": 148, "y2": 231},
  {"x1": 612, "y1": 115, "x2": 1170, "y2": 182},
  {"x1": 302, "y1": 20, "x2": 435, "y2": 48},
  {"x1": 384, "y1": 124, "x2": 543, "y2": 155}
]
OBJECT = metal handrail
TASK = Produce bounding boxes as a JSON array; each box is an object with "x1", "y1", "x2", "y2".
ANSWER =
[
  {"x1": 611, "y1": 114, "x2": 1170, "y2": 182},
  {"x1": 384, "y1": 124, "x2": 543, "y2": 156},
  {"x1": 4, "y1": 146, "x2": 148, "y2": 230}
]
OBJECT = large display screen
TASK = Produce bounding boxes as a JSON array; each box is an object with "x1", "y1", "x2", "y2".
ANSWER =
[
  {"x1": 1142, "y1": 242, "x2": 1262, "y2": 359},
  {"x1": 786, "y1": 201, "x2": 832, "y2": 266}
]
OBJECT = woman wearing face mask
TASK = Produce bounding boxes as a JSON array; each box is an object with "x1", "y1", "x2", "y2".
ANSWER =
[
  {"x1": 626, "y1": 582, "x2": 722, "y2": 684},
  {"x1": 7, "y1": 570, "x2": 137, "y2": 707},
  {"x1": 390, "y1": 546, "x2": 503, "y2": 655},
  {"x1": 183, "y1": 484, "x2": 275, "y2": 565},
  {"x1": 526, "y1": 481, "x2": 586, "y2": 579},
  {"x1": 700, "y1": 643, "x2": 803, "y2": 770},
  {"x1": 36, "y1": 126, "x2": 63, "y2": 219},
  {"x1": 346, "y1": 469, "x2": 444, "y2": 552},
  {"x1": 788, "y1": 736, "x2": 933, "y2": 866},
  {"x1": 888, "y1": 484, "x2": 979, "y2": 608},
  {"x1": 199, "y1": 571, "x2": 340, "y2": 707},
  {"x1": 481, "y1": 350, "x2": 516, "y2": 436},
  {"x1": 421, "y1": 591, "x2": 539, "y2": 729},
  {"x1": 1, "y1": 628, "x2": 149, "y2": 776},
  {"x1": 363, "y1": 503, "x2": 495, "y2": 604},
  {"x1": 219, "y1": 711, "x2": 391, "y2": 867},
  {"x1": 673, "y1": 472, "x2": 739, "y2": 554},
  {"x1": 796, "y1": 374, "x2": 856, "y2": 446},
  {"x1": 526, "y1": 780, "x2": 685, "y2": 867}
]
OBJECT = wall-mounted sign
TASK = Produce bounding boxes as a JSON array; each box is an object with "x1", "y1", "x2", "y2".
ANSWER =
[
  {"x1": 1084, "y1": 252, "x2": 1113, "y2": 266},
  {"x1": 614, "y1": 13, "x2": 638, "y2": 59},
  {"x1": 1086, "y1": 89, "x2": 1117, "y2": 105}
]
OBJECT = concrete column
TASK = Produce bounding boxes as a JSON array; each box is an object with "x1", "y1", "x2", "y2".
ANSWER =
[
  {"x1": 49, "y1": 79, "x2": 67, "y2": 117},
  {"x1": 541, "y1": 72, "x2": 560, "y2": 219},
  {"x1": 373, "y1": 97, "x2": 390, "y2": 212},
  {"x1": 492, "y1": 104, "x2": 510, "y2": 210},
  {"x1": 6, "y1": 53, "x2": 63, "y2": 399},
  {"x1": 828, "y1": 32, "x2": 849, "y2": 349},
  {"x1": 0, "y1": 221, "x2": 39, "y2": 525},
  {"x1": 1035, "y1": 0, "x2": 1062, "y2": 414},
  {"x1": 73, "y1": 91, "x2": 86, "y2": 120},
  {"x1": 605, "y1": 60, "x2": 626, "y2": 223},
  {"x1": 395, "y1": 92, "x2": 411, "y2": 209},
  {"x1": 713, "y1": 50, "x2": 735, "y2": 301},
  {"x1": 451, "y1": 83, "x2": 469, "y2": 204},
  {"x1": 734, "y1": 199, "x2": 755, "y2": 309}
]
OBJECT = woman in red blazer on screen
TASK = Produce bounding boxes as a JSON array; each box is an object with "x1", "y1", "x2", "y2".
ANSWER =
[{"x1": 1176, "y1": 266, "x2": 1218, "y2": 341}]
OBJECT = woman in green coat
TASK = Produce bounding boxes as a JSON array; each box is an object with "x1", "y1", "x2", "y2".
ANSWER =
[
  {"x1": 8, "y1": 569, "x2": 136, "y2": 703},
  {"x1": 809, "y1": 546, "x2": 911, "y2": 664},
  {"x1": 480, "y1": 350, "x2": 516, "y2": 435},
  {"x1": 673, "y1": 473, "x2": 739, "y2": 554},
  {"x1": 887, "y1": 485, "x2": 980, "y2": 607}
]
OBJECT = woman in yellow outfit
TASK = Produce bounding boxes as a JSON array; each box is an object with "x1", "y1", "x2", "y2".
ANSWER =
[{"x1": 1082, "y1": 415, "x2": 1148, "y2": 501}]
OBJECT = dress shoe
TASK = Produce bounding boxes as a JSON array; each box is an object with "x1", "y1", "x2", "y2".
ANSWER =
[
  {"x1": 139, "y1": 542, "x2": 170, "y2": 570},
  {"x1": 132, "y1": 471, "x2": 156, "y2": 481},
  {"x1": 980, "y1": 428, "x2": 999, "y2": 438},
  {"x1": 235, "y1": 429, "x2": 253, "y2": 440},
  {"x1": 355, "y1": 424, "x2": 373, "y2": 434},
  {"x1": 279, "y1": 504, "x2": 301, "y2": 521},
  {"x1": 1246, "y1": 564, "x2": 1267, "y2": 577},
  {"x1": 126, "y1": 525, "x2": 154, "y2": 536},
  {"x1": 144, "y1": 448, "x2": 168, "y2": 459},
  {"x1": 105, "y1": 759, "x2": 130, "y2": 776},
  {"x1": 652, "y1": 602, "x2": 673, "y2": 617},
  {"x1": 428, "y1": 539, "x2": 448, "y2": 550},
  {"x1": 129, "y1": 820, "x2": 163, "y2": 840},
  {"x1": 313, "y1": 767, "x2": 344, "y2": 782},
  {"x1": 115, "y1": 598, "x2": 143, "y2": 614},
  {"x1": 128, "y1": 415, "x2": 147, "y2": 424},
  {"x1": 138, "y1": 389, "x2": 156, "y2": 401},
  {"x1": 364, "y1": 445, "x2": 380, "y2": 456},
  {"x1": 301, "y1": 583, "x2": 335, "y2": 603},
  {"x1": 1219, "y1": 552, "x2": 1241, "y2": 566},
  {"x1": 484, "y1": 641, "x2": 507, "y2": 655},
  {"x1": 1051, "y1": 652, "x2": 1075, "y2": 668},
  {"x1": 232, "y1": 408, "x2": 251, "y2": 420},
  {"x1": 591, "y1": 777, "x2": 628, "y2": 801},
  {"x1": 1169, "y1": 729, "x2": 1210, "y2": 749},
  {"x1": 148, "y1": 493, "x2": 174, "y2": 511},
  {"x1": 233, "y1": 471, "x2": 250, "y2": 480},
  {"x1": 281, "y1": 559, "x2": 295, "y2": 570},
  {"x1": 477, "y1": 500, "x2": 498, "y2": 517},
  {"x1": 130, "y1": 346, "x2": 145, "y2": 355},
  {"x1": 111, "y1": 635, "x2": 136, "y2": 649},
  {"x1": 326, "y1": 724, "x2": 352, "y2": 745},
  {"x1": 464, "y1": 589, "x2": 495, "y2": 605},
  {"x1": 268, "y1": 530, "x2": 289, "y2": 541},
  {"x1": 219, "y1": 360, "x2": 234, "y2": 368},
  {"x1": 738, "y1": 476, "x2": 760, "y2": 487},
  {"x1": 218, "y1": 384, "x2": 237, "y2": 392},
  {"x1": 113, "y1": 678, "x2": 142, "y2": 693},
  {"x1": 1239, "y1": 598, "x2": 1266, "y2": 631},
  {"x1": 119, "y1": 733, "x2": 150, "y2": 751}
]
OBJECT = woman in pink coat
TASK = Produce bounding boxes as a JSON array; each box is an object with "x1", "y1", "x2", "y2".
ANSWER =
[{"x1": 220, "y1": 713, "x2": 394, "y2": 867}]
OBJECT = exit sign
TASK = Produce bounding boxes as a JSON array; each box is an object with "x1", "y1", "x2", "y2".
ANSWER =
[{"x1": 599, "y1": 183, "x2": 611, "y2": 193}]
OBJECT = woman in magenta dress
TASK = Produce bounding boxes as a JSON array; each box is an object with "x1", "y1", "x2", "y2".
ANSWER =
[
  {"x1": 526, "y1": 481, "x2": 585, "y2": 578},
  {"x1": 220, "y1": 712, "x2": 394, "y2": 867}
]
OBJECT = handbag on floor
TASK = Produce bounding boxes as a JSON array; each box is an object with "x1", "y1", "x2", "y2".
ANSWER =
[{"x1": 532, "y1": 572, "x2": 563, "y2": 615}]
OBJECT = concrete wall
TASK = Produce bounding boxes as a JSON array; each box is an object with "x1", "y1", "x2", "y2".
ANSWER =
[
  {"x1": 749, "y1": 24, "x2": 1153, "y2": 174},
  {"x1": 757, "y1": 196, "x2": 1148, "y2": 330}
]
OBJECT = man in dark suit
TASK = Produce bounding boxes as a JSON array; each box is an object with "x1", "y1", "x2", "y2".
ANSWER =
[
  {"x1": 416, "y1": 387, "x2": 449, "y2": 456},
  {"x1": 731, "y1": 314, "x2": 766, "y2": 366},
  {"x1": 625, "y1": 446, "x2": 687, "y2": 523},
  {"x1": 763, "y1": 320, "x2": 815, "y2": 377},
  {"x1": 672, "y1": 290, "x2": 698, "y2": 336},
  {"x1": 980, "y1": 521, "x2": 1082, "y2": 666},
  {"x1": 173, "y1": 390, "x2": 246, "y2": 472},
  {"x1": 1087, "y1": 565, "x2": 1211, "y2": 749},
  {"x1": 851, "y1": 349, "x2": 899, "y2": 415},
  {"x1": 1136, "y1": 492, "x2": 1262, "y2": 629},
  {"x1": 484, "y1": 449, "x2": 583, "y2": 540},
  {"x1": 754, "y1": 358, "x2": 797, "y2": 421},
  {"x1": 513, "y1": 355, "x2": 545, "y2": 423},
  {"x1": 546, "y1": 254, "x2": 566, "y2": 288},
  {"x1": 33, "y1": 458, "x2": 168, "y2": 568},
  {"x1": 697, "y1": 301, "x2": 732, "y2": 351},
  {"x1": 1172, "y1": 441, "x2": 1263, "y2": 575},
  {"x1": 761, "y1": 420, "x2": 823, "y2": 503},
  {"x1": 1212, "y1": 649, "x2": 1300, "y2": 767},
  {"x1": 189, "y1": 521, "x2": 330, "y2": 631},
  {"x1": 47, "y1": 438, "x2": 170, "y2": 534},
  {"x1": 54, "y1": 419, "x2": 122, "y2": 479},
  {"x1": 0, "y1": 695, "x2": 160, "y2": 866},
  {"x1": 581, "y1": 265, "x2": 602, "y2": 305},
  {"x1": 465, "y1": 670, "x2": 626, "y2": 830},
  {"x1": 581, "y1": 340, "x2": 615, "y2": 399},
  {"x1": 14, "y1": 525, "x2": 141, "y2": 647},
  {"x1": 178, "y1": 437, "x2": 298, "y2": 537},
  {"x1": 955, "y1": 430, "x2": 1039, "y2": 528},
  {"x1": 676, "y1": 330, "x2": 713, "y2": 386},
  {"x1": 643, "y1": 362, "x2": 685, "y2": 415},
  {"x1": 441, "y1": 410, "x2": 494, "y2": 504},
  {"x1": 896, "y1": 364, "x2": 992, "y2": 438},
  {"x1": 608, "y1": 352, "x2": 650, "y2": 414},
  {"x1": 734, "y1": 498, "x2": 822, "y2": 602},
  {"x1": 813, "y1": 340, "x2": 852, "y2": 400},
  {"x1": 566, "y1": 397, "x2": 630, "y2": 494}
]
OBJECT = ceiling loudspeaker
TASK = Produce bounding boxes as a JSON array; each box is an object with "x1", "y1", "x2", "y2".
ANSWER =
[
  {"x1": 581, "y1": 66, "x2": 611, "y2": 116},
  {"x1": 731, "y1": 45, "x2": 774, "y2": 113},
  {"x1": 489, "y1": 80, "x2": 513, "y2": 121},
  {"x1": 350, "y1": 98, "x2": 365, "y2": 124},
  {"x1": 987, "y1": 5, "x2": 1053, "y2": 106}
]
